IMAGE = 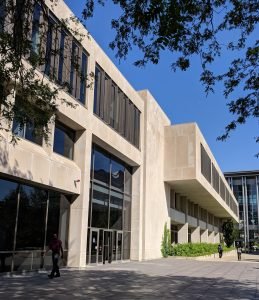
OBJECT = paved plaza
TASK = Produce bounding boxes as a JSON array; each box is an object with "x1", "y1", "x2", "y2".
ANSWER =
[{"x1": 1, "y1": 253, "x2": 259, "y2": 299}]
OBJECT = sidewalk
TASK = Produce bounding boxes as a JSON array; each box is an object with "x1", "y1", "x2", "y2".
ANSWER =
[
  {"x1": 195, "y1": 251, "x2": 259, "y2": 263},
  {"x1": 1, "y1": 256, "x2": 259, "y2": 299}
]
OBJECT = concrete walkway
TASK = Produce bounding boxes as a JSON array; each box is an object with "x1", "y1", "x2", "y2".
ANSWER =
[{"x1": 1, "y1": 254, "x2": 259, "y2": 299}]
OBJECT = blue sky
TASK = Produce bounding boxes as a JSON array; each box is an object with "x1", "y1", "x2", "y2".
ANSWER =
[{"x1": 64, "y1": 0, "x2": 258, "y2": 172}]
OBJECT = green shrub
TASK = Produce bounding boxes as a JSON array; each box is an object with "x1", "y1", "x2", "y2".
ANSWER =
[
  {"x1": 161, "y1": 223, "x2": 172, "y2": 257},
  {"x1": 172, "y1": 243, "x2": 234, "y2": 257}
]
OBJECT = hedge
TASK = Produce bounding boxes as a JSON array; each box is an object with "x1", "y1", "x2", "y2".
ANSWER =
[{"x1": 171, "y1": 243, "x2": 235, "y2": 257}]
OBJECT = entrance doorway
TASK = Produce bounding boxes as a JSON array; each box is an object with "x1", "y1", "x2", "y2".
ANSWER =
[{"x1": 87, "y1": 229, "x2": 124, "y2": 264}]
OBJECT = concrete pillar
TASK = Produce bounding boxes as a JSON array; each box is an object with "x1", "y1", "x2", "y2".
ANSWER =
[
  {"x1": 178, "y1": 223, "x2": 188, "y2": 244},
  {"x1": 214, "y1": 232, "x2": 220, "y2": 243},
  {"x1": 67, "y1": 130, "x2": 92, "y2": 268},
  {"x1": 200, "y1": 229, "x2": 208, "y2": 243},
  {"x1": 131, "y1": 166, "x2": 143, "y2": 261},
  {"x1": 191, "y1": 226, "x2": 200, "y2": 243},
  {"x1": 208, "y1": 231, "x2": 215, "y2": 243}
]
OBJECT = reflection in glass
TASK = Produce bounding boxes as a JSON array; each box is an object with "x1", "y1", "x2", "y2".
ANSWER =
[
  {"x1": 0, "y1": 177, "x2": 70, "y2": 273},
  {"x1": 109, "y1": 191, "x2": 123, "y2": 230},
  {"x1": 12, "y1": 119, "x2": 42, "y2": 145},
  {"x1": 31, "y1": 3, "x2": 41, "y2": 56},
  {"x1": 13, "y1": 252, "x2": 32, "y2": 272},
  {"x1": 0, "y1": 179, "x2": 18, "y2": 251},
  {"x1": 91, "y1": 184, "x2": 109, "y2": 228},
  {"x1": 111, "y1": 160, "x2": 124, "y2": 191},
  {"x1": 80, "y1": 52, "x2": 88, "y2": 104},
  {"x1": 123, "y1": 195, "x2": 131, "y2": 231},
  {"x1": 86, "y1": 228, "x2": 90, "y2": 264},
  {"x1": 89, "y1": 145, "x2": 132, "y2": 262},
  {"x1": 117, "y1": 232, "x2": 122, "y2": 260},
  {"x1": 16, "y1": 185, "x2": 47, "y2": 250},
  {"x1": 90, "y1": 231, "x2": 98, "y2": 263},
  {"x1": 47, "y1": 193, "x2": 70, "y2": 250},
  {"x1": 53, "y1": 121, "x2": 75, "y2": 159},
  {"x1": 93, "y1": 149, "x2": 110, "y2": 185}
]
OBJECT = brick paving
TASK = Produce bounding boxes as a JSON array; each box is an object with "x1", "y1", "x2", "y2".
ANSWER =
[{"x1": 1, "y1": 253, "x2": 259, "y2": 299}]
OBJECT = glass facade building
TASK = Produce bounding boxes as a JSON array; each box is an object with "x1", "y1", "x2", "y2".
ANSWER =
[
  {"x1": 225, "y1": 171, "x2": 259, "y2": 246},
  {"x1": 0, "y1": 177, "x2": 70, "y2": 273},
  {"x1": 86, "y1": 145, "x2": 132, "y2": 264}
]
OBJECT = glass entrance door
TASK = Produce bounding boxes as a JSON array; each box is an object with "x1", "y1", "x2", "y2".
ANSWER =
[
  {"x1": 90, "y1": 229, "x2": 99, "y2": 264},
  {"x1": 88, "y1": 229, "x2": 125, "y2": 264},
  {"x1": 117, "y1": 232, "x2": 123, "y2": 260},
  {"x1": 103, "y1": 230, "x2": 112, "y2": 264}
]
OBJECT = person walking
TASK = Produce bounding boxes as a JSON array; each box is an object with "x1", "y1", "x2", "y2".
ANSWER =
[
  {"x1": 46, "y1": 234, "x2": 64, "y2": 279},
  {"x1": 218, "y1": 244, "x2": 223, "y2": 258},
  {"x1": 237, "y1": 245, "x2": 242, "y2": 261}
]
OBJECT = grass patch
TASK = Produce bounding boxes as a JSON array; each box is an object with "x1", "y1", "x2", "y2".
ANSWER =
[{"x1": 172, "y1": 243, "x2": 235, "y2": 257}]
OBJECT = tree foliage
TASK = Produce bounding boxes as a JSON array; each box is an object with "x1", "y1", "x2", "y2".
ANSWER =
[
  {"x1": 222, "y1": 219, "x2": 237, "y2": 247},
  {"x1": 84, "y1": 0, "x2": 259, "y2": 154},
  {"x1": 0, "y1": 0, "x2": 89, "y2": 144},
  {"x1": 161, "y1": 222, "x2": 171, "y2": 257}
]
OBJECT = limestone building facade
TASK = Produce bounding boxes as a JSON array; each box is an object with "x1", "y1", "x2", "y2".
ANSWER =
[{"x1": 0, "y1": 0, "x2": 238, "y2": 272}]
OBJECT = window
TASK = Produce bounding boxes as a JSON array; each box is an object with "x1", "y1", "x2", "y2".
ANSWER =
[
  {"x1": 0, "y1": 0, "x2": 6, "y2": 32},
  {"x1": 0, "y1": 177, "x2": 70, "y2": 273},
  {"x1": 91, "y1": 184, "x2": 109, "y2": 228},
  {"x1": 53, "y1": 121, "x2": 75, "y2": 159},
  {"x1": 45, "y1": 17, "x2": 54, "y2": 77},
  {"x1": 212, "y1": 163, "x2": 219, "y2": 193},
  {"x1": 22, "y1": 6, "x2": 89, "y2": 105},
  {"x1": 93, "y1": 65, "x2": 141, "y2": 148},
  {"x1": 79, "y1": 52, "x2": 88, "y2": 104},
  {"x1": 93, "y1": 149, "x2": 110, "y2": 186},
  {"x1": 69, "y1": 41, "x2": 79, "y2": 95},
  {"x1": 31, "y1": 3, "x2": 41, "y2": 58},
  {"x1": 89, "y1": 145, "x2": 132, "y2": 230},
  {"x1": 12, "y1": 119, "x2": 42, "y2": 146},
  {"x1": 201, "y1": 144, "x2": 211, "y2": 183},
  {"x1": 111, "y1": 159, "x2": 124, "y2": 191},
  {"x1": 0, "y1": 179, "x2": 19, "y2": 252},
  {"x1": 16, "y1": 185, "x2": 47, "y2": 250},
  {"x1": 109, "y1": 190, "x2": 123, "y2": 230},
  {"x1": 58, "y1": 31, "x2": 66, "y2": 83}
]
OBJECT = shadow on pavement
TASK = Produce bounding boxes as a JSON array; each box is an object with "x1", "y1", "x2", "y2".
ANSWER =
[{"x1": 0, "y1": 268, "x2": 257, "y2": 299}]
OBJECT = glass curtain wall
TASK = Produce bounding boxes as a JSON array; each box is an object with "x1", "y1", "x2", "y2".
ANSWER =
[
  {"x1": 229, "y1": 175, "x2": 259, "y2": 245},
  {"x1": 87, "y1": 145, "x2": 132, "y2": 263},
  {"x1": 0, "y1": 177, "x2": 70, "y2": 273}
]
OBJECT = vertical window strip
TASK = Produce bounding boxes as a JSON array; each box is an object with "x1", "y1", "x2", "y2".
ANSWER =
[
  {"x1": 93, "y1": 65, "x2": 141, "y2": 148},
  {"x1": 31, "y1": 3, "x2": 41, "y2": 56},
  {"x1": 45, "y1": 18, "x2": 54, "y2": 76},
  {"x1": 0, "y1": 0, "x2": 6, "y2": 32},
  {"x1": 58, "y1": 30, "x2": 66, "y2": 83},
  {"x1": 79, "y1": 51, "x2": 87, "y2": 104}
]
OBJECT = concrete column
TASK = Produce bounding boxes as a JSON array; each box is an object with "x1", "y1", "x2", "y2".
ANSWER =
[
  {"x1": 200, "y1": 229, "x2": 208, "y2": 243},
  {"x1": 214, "y1": 232, "x2": 220, "y2": 243},
  {"x1": 131, "y1": 166, "x2": 143, "y2": 261},
  {"x1": 191, "y1": 226, "x2": 200, "y2": 243},
  {"x1": 67, "y1": 130, "x2": 92, "y2": 268},
  {"x1": 178, "y1": 223, "x2": 188, "y2": 244},
  {"x1": 208, "y1": 231, "x2": 215, "y2": 243}
]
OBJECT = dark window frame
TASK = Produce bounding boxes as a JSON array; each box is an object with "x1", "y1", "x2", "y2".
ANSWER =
[{"x1": 53, "y1": 120, "x2": 75, "y2": 160}]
